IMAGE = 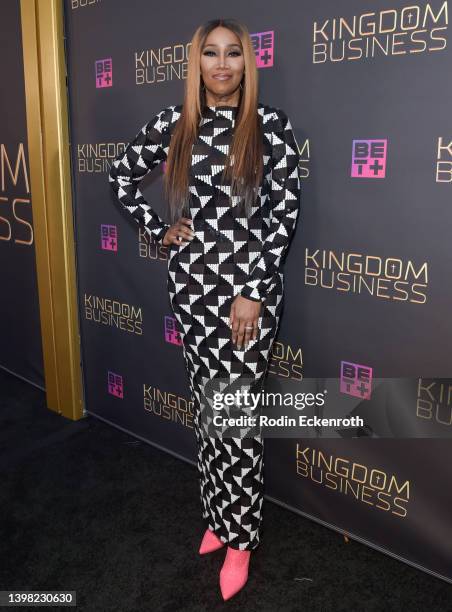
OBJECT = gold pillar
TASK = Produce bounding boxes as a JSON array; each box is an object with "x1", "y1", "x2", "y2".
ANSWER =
[{"x1": 20, "y1": 0, "x2": 84, "y2": 420}]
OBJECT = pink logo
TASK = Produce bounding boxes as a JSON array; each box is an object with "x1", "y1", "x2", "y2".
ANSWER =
[
  {"x1": 351, "y1": 139, "x2": 387, "y2": 178},
  {"x1": 165, "y1": 315, "x2": 182, "y2": 345},
  {"x1": 96, "y1": 58, "x2": 112, "y2": 88},
  {"x1": 101, "y1": 224, "x2": 117, "y2": 251},
  {"x1": 108, "y1": 371, "x2": 123, "y2": 398},
  {"x1": 340, "y1": 361, "x2": 372, "y2": 400},
  {"x1": 251, "y1": 31, "x2": 274, "y2": 68}
]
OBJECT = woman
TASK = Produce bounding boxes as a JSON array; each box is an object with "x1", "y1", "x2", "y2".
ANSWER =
[{"x1": 109, "y1": 18, "x2": 300, "y2": 601}]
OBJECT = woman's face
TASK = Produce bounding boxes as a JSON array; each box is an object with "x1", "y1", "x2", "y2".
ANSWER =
[{"x1": 200, "y1": 26, "x2": 245, "y2": 104}]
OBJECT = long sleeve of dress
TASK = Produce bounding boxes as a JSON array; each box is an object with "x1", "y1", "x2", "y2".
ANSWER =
[
  {"x1": 108, "y1": 109, "x2": 171, "y2": 244},
  {"x1": 239, "y1": 109, "x2": 301, "y2": 303}
]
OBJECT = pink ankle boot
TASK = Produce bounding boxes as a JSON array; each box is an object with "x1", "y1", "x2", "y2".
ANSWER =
[
  {"x1": 199, "y1": 528, "x2": 225, "y2": 554},
  {"x1": 219, "y1": 546, "x2": 251, "y2": 601}
]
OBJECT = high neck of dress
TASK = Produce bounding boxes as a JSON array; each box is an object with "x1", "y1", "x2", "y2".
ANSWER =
[
  {"x1": 207, "y1": 105, "x2": 238, "y2": 109},
  {"x1": 203, "y1": 105, "x2": 239, "y2": 118}
]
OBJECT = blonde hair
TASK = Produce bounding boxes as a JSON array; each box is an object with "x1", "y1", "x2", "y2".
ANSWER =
[{"x1": 164, "y1": 18, "x2": 263, "y2": 221}]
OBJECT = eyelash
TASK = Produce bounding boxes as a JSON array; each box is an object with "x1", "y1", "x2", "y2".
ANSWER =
[{"x1": 203, "y1": 50, "x2": 241, "y2": 57}]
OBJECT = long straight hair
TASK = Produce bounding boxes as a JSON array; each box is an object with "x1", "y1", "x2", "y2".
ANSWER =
[{"x1": 163, "y1": 18, "x2": 263, "y2": 222}]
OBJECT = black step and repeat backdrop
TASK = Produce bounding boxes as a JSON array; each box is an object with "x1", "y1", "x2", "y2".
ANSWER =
[
  {"x1": 64, "y1": 0, "x2": 452, "y2": 582},
  {"x1": 0, "y1": 0, "x2": 44, "y2": 387}
]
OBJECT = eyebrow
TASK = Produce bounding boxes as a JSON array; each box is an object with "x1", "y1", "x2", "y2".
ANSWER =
[{"x1": 202, "y1": 43, "x2": 241, "y2": 48}]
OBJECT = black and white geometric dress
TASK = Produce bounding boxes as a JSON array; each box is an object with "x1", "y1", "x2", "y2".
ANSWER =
[{"x1": 109, "y1": 102, "x2": 301, "y2": 551}]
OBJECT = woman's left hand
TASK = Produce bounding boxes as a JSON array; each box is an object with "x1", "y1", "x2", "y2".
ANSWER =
[{"x1": 229, "y1": 295, "x2": 262, "y2": 350}]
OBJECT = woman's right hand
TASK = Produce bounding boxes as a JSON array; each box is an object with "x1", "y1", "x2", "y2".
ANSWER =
[{"x1": 162, "y1": 217, "x2": 195, "y2": 247}]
